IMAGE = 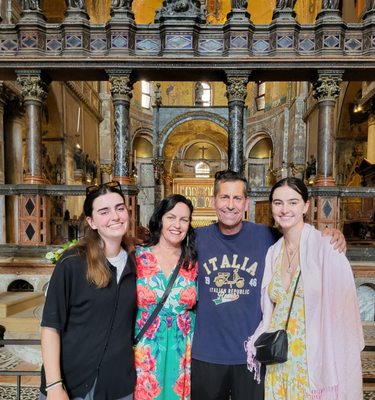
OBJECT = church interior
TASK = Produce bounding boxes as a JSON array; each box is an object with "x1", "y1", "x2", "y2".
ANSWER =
[{"x1": 0, "y1": 0, "x2": 374, "y2": 398}]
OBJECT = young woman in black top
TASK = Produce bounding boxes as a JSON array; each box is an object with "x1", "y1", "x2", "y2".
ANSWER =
[{"x1": 39, "y1": 182, "x2": 136, "y2": 400}]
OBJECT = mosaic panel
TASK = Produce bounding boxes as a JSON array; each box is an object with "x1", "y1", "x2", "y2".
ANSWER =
[
  {"x1": 0, "y1": 39, "x2": 18, "y2": 52},
  {"x1": 21, "y1": 34, "x2": 37, "y2": 49},
  {"x1": 298, "y1": 38, "x2": 315, "y2": 52},
  {"x1": 66, "y1": 34, "x2": 83, "y2": 49},
  {"x1": 252, "y1": 39, "x2": 269, "y2": 53},
  {"x1": 322, "y1": 199, "x2": 333, "y2": 218},
  {"x1": 165, "y1": 34, "x2": 192, "y2": 50},
  {"x1": 90, "y1": 37, "x2": 107, "y2": 51},
  {"x1": 136, "y1": 37, "x2": 160, "y2": 52},
  {"x1": 277, "y1": 35, "x2": 293, "y2": 49},
  {"x1": 344, "y1": 37, "x2": 362, "y2": 52},
  {"x1": 111, "y1": 34, "x2": 128, "y2": 48},
  {"x1": 199, "y1": 38, "x2": 224, "y2": 52},
  {"x1": 230, "y1": 35, "x2": 247, "y2": 49},
  {"x1": 323, "y1": 35, "x2": 340, "y2": 48},
  {"x1": 46, "y1": 38, "x2": 62, "y2": 52}
]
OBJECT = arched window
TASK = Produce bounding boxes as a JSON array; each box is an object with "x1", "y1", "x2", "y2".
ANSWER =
[
  {"x1": 255, "y1": 81, "x2": 266, "y2": 111},
  {"x1": 141, "y1": 81, "x2": 151, "y2": 109},
  {"x1": 202, "y1": 82, "x2": 211, "y2": 106},
  {"x1": 195, "y1": 161, "x2": 210, "y2": 178}
]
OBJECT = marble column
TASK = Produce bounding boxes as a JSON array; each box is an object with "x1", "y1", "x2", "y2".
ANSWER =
[
  {"x1": 367, "y1": 106, "x2": 375, "y2": 164},
  {"x1": 225, "y1": 72, "x2": 249, "y2": 174},
  {"x1": 108, "y1": 71, "x2": 133, "y2": 185},
  {"x1": 16, "y1": 71, "x2": 48, "y2": 183},
  {"x1": 16, "y1": 71, "x2": 49, "y2": 244},
  {"x1": 0, "y1": 89, "x2": 5, "y2": 244},
  {"x1": 4, "y1": 101, "x2": 24, "y2": 244},
  {"x1": 312, "y1": 70, "x2": 343, "y2": 186}
]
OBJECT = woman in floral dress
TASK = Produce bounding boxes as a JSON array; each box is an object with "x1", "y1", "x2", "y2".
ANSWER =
[
  {"x1": 247, "y1": 177, "x2": 363, "y2": 399},
  {"x1": 134, "y1": 194, "x2": 198, "y2": 400}
]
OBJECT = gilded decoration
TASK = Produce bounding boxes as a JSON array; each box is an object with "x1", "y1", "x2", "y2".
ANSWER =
[
  {"x1": 16, "y1": 75, "x2": 48, "y2": 102},
  {"x1": 109, "y1": 75, "x2": 133, "y2": 102},
  {"x1": 100, "y1": 163, "x2": 113, "y2": 175},
  {"x1": 225, "y1": 77, "x2": 248, "y2": 102},
  {"x1": 313, "y1": 73, "x2": 343, "y2": 102}
]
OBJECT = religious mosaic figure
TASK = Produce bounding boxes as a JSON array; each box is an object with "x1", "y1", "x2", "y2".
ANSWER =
[
  {"x1": 22, "y1": 0, "x2": 39, "y2": 10},
  {"x1": 275, "y1": 0, "x2": 296, "y2": 8},
  {"x1": 322, "y1": 0, "x2": 339, "y2": 9}
]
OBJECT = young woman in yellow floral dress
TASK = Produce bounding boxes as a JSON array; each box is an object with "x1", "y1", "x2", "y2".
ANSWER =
[{"x1": 247, "y1": 177, "x2": 363, "y2": 399}]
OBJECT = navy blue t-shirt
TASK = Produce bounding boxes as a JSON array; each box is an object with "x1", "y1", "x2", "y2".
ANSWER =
[{"x1": 192, "y1": 222, "x2": 278, "y2": 365}]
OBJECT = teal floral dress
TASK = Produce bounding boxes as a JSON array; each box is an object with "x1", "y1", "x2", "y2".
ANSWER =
[{"x1": 134, "y1": 246, "x2": 197, "y2": 400}]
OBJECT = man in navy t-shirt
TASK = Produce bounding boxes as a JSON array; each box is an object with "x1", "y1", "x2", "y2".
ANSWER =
[{"x1": 191, "y1": 170, "x2": 345, "y2": 400}]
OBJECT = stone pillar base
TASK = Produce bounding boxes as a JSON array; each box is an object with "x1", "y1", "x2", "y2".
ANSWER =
[
  {"x1": 23, "y1": 176, "x2": 46, "y2": 184},
  {"x1": 314, "y1": 176, "x2": 336, "y2": 186}
]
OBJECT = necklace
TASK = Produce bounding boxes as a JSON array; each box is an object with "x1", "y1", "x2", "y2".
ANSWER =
[{"x1": 284, "y1": 240, "x2": 299, "y2": 274}]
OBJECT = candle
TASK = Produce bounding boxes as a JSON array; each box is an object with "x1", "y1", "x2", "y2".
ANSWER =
[
  {"x1": 268, "y1": 150, "x2": 271, "y2": 167},
  {"x1": 77, "y1": 107, "x2": 81, "y2": 133},
  {"x1": 134, "y1": 150, "x2": 137, "y2": 165}
]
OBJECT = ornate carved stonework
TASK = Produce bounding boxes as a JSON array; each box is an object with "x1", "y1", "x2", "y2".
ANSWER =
[
  {"x1": 22, "y1": 0, "x2": 40, "y2": 10},
  {"x1": 366, "y1": 0, "x2": 375, "y2": 11},
  {"x1": 100, "y1": 163, "x2": 113, "y2": 175},
  {"x1": 275, "y1": 0, "x2": 296, "y2": 9},
  {"x1": 154, "y1": 82, "x2": 162, "y2": 107},
  {"x1": 231, "y1": 0, "x2": 248, "y2": 10},
  {"x1": 109, "y1": 75, "x2": 133, "y2": 102},
  {"x1": 16, "y1": 75, "x2": 48, "y2": 102},
  {"x1": 155, "y1": 0, "x2": 204, "y2": 21},
  {"x1": 225, "y1": 77, "x2": 248, "y2": 102},
  {"x1": 65, "y1": 0, "x2": 86, "y2": 9},
  {"x1": 322, "y1": 0, "x2": 340, "y2": 9},
  {"x1": 313, "y1": 73, "x2": 343, "y2": 102},
  {"x1": 111, "y1": 0, "x2": 133, "y2": 9}
]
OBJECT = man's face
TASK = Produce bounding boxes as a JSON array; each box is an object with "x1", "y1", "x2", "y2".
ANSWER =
[{"x1": 213, "y1": 180, "x2": 249, "y2": 235}]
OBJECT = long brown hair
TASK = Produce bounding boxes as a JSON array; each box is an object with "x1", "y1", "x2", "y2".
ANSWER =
[{"x1": 76, "y1": 183, "x2": 128, "y2": 288}]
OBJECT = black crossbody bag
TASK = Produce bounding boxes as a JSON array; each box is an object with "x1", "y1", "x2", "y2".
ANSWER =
[
  {"x1": 134, "y1": 254, "x2": 184, "y2": 345},
  {"x1": 254, "y1": 270, "x2": 301, "y2": 365}
]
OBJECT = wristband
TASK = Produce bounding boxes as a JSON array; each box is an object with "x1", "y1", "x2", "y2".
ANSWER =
[{"x1": 45, "y1": 379, "x2": 64, "y2": 392}]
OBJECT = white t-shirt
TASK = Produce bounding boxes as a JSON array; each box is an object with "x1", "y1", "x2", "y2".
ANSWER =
[{"x1": 107, "y1": 248, "x2": 128, "y2": 283}]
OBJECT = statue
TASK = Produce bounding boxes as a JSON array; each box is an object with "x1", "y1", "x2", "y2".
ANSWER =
[
  {"x1": 305, "y1": 155, "x2": 317, "y2": 179},
  {"x1": 231, "y1": 0, "x2": 248, "y2": 9},
  {"x1": 74, "y1": 146, "x2": 83, "y2": 170},
  {"x1": 22, "y1": 0, "x2": 39, "y2": 10},
  {"x1": 154, "y1": 82, "x2": 162, "y2": 107},
  {"x1": 322, "y1": 0, "x2": 340, "y2": 9},
  {"x1": 66, "y1": 0, "x2": 85, "y2": 9},
  {"x1": 275, "y1": 0, "x2": 296, "y2": 8},
  {"x1": 112, "y1": 0, "x2": 133, "y2": 8},
  {"x1": 195, "y1": 81, "x2": 204, "y2": 105}
]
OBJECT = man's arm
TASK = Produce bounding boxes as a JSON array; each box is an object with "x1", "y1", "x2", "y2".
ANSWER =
[{"x1": 321, "y1": 227, "x2": 346, "y2": 253}]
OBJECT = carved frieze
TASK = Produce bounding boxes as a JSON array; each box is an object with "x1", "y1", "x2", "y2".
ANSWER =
[{"x1": 313, "y1": 72, "x2": 343, "y2": 102}]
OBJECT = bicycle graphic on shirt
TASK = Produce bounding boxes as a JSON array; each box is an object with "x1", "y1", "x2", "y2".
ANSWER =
[{"x1": 213, "y1": 269, "x2": 245, "y2": 289}]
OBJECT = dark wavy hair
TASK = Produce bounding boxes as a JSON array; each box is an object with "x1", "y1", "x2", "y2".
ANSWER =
[
  {"x1": 145, "y1": 194, "x2": 197, "y2": 270},
  {"x1": 269, "y1": 177, "x2": 309, "y2": 203},
  {"x1": 214, "y1": 170, "x2": 248, "y2": 197}
]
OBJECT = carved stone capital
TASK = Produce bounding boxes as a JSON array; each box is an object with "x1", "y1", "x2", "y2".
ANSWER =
[
  {"x1": 109, "y1": 74, "x2": 133, "y2": 102},
  {"x1": 16, "y1": 74, "x2": 48, "y2": 103},
  {"x1": 100, "y1": 163, "x2": 113, "y2": 175},
  {"x1": 225, "y1": 76, "x2": 249, "y2": 102},
  {"x1": 312, "y1": 72, "x2": 343, "y2": 102}
]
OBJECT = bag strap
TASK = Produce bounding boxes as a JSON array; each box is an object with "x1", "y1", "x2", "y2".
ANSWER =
[
  {"x1": 284, "y1": 270, "x2": 301, "y2": 331},
  {"x1": 134, "y1": 252, "x2": 185, "y2": 345}
]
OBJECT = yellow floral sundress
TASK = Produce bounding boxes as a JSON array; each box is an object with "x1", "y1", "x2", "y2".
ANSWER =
[{"x1": 265, "y1": 247, "x2": 309, "y2": 400}]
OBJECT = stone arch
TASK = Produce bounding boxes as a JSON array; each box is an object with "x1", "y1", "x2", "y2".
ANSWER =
[
  {"x1": 7, "y1": 279, "x2": 34, "y2": 292},
  {"x1": 157, "y1": 110, "x2": 228, "y2": 159}
]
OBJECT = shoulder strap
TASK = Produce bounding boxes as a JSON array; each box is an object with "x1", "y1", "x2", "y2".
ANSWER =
[
  {"x1": 134, "y1": 253, "x2": 185, "y2": 345},
  {"x1": 284, "y1": 270, "x2": 301, "y2": 331}
]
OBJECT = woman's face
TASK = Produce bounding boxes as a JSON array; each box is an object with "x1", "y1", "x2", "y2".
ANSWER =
[
  {"x1": 271, "y1": 185, "x2": 309, "y2": 231},
  {"x1": 86, "y1": 192, "x2": 129, "y2": 244},
  {"x1": 160, "y1": 202, "x2": 191, "y2": 247}
]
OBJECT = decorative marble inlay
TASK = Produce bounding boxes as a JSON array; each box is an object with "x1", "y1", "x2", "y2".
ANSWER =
[
  {"x1": 252, "y1": 39, "x2": 269, "y2": 52},
  {"x1": 323, "y1": 35, "x2": 340, "y2": 48},
  {"x1": 66, "y1": 34, "x2": 82, "y2": 48},
  {"x1": 21, "y1": 34, "x2": 37, "y2": 49},
  {"x1": 165, "y1": 34, "x2": 192, "y2": 50},
  {"x1": 230, "y1": 35, "x2": 247, "y2": 49},
  {"x1": 322, "y1": 199, "x2": 333, "y2": 218},
  {"x1": 199, "y1": 38, "x2": 224, "y2": 52},
  {"x1": 299, "y1": 38, "x2": 315, "y2": 52},
  {"x1": 25, "y1": 198, "x2": 35, "y2": 215},
  {"x1": 277, "y1": 35, "x2": 293, "y2": 49},
  {"x1": 25, "y1": 223, "x2": 36, "y2": 240},
  {"x1": 136, "y1": 38, "x2": 160, "y2": 52},
  {"x1": 111, "y1": 34, "x2": 128, "y2": 48},
  {"x1": 46, "y1": 39, "x2": 62, "y2": 52},
  {"x1": 91, "y1": 37, "x2": 107, "y2": 51},
  {"x1": 345, "y1": 38, "x2": 362, "y2": 51},
  {"x1": 0, "y1": 39, "x2": 18, "y2": 51}
]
